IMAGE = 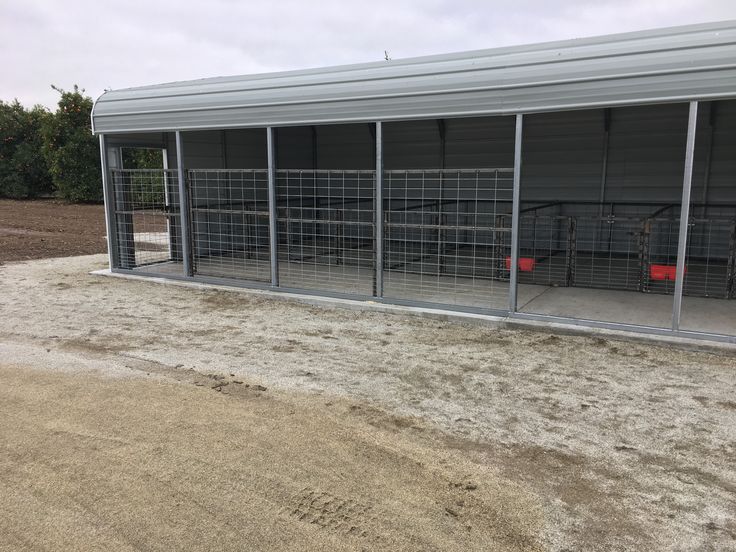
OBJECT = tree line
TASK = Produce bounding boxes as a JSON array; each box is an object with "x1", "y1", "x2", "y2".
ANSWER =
[{"x1": 0, "y1": 85, "x2": 102, "y2": 202}]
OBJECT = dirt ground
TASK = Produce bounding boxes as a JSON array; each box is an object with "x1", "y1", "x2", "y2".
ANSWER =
[
  {"x1": 1, "y1": 254, "x2": 735, "y2": 551},
  {"x1": 0, "y1": 363, "x2": 542, "y2": 552},
  {"x1": 0, "y1": 200, "x2": 107, "y2": 263}
]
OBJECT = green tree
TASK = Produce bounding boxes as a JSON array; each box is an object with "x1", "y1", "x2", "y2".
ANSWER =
[
  {"x1": 122, "y1": 147, "x2": 165, "y2": 169},
  {"x1": 42, "y1": 85, "x2": 101, "y2": 202},
  {"x1": 0, "y1": 100, "x2": 53, "y2": 198}
]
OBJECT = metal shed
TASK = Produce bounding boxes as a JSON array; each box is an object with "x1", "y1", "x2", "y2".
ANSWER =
[{"x1": 92, "y1": 21, "x2": 736, "y2": 344}]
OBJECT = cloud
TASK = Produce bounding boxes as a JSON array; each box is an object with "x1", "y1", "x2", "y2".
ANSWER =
[{"x1": 1, "y1": 0, "x2": 735, "y2": 108}]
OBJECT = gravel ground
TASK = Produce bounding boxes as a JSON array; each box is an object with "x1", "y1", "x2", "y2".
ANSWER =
[{"x1": 1, "y1": 254, "x2": 735, "y2": 551}]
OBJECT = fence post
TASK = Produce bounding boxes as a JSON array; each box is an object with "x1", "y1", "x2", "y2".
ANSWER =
[
  {"x1": 99, "y1": 134, "x2": 119, "y2": 270},
  {"x1": 175, "y1": 131, "x2": 193, "y2": 277},
  {"x1": 267, "y1": 127, "x2": 279, "y2": 287},
  {"x1": 672, "y1": 101, "x2": 698, "y2": 331},
  {"x1": 375, "y1": 122, "x2": 384, "y2": 297},
  {"x1": 509, "y1": 114, "x2": 524, "y2": 313}
]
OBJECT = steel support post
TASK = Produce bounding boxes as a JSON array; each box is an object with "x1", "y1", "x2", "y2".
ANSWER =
[
  {"x1": 267, "y1": 127, "x2": 279, "y2": 287},
  {"x1": 437, "y1": 119, "x2": 446, "y2": 276},
  {"x1": 672, "y1": 101, "x2": 698, "y2": 330},
  {"x1": 99, "y1": 134, "x2": 119, "y2": 269},
  {"x1": 509, "y1": 114, "x2": 524, "y2": 312},
  {"x1": 598, "y1": 108, "x2": 611, "y2": 216},
  {"x1": 375, "y1": 122, "x2": 384, "y2": 297},
  {"x1": 175, "y1": 131, "x2": 193, "y2": 277}
]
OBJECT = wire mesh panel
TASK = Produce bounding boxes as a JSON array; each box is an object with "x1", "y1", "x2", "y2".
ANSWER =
[
  {"x1": 682, "y1": 217, "x2": 736, "y2": 299},
  {"x1": 383, "y1": 169, "x2": 513, "y2": 309},
  {"x1": 572, "y1": 214, "x2": 645, "y2": 292},
  {"x1": 680, "y1": 205, "x2": 736, "y2": 336},
  {"x1": 643, "y1": 216, "x2": 681, "y2": 295},
  {"x1": 189, "y1": 170, "x2": 271, "y2": 282},
  {"x1": 276, "y1": 170, "x2": 375, "y2": 295},
  {"x1": 517, "y1": 213, "x2": 572, "y2": 287},
  {"x1": 111, "y1": 169, "x2": 182, "y2": 272},
  {"x1": 512, "y1": 201, "x2": 735, "y2": 299}
]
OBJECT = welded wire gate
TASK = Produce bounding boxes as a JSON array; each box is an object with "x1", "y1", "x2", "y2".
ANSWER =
[
  {"x1": 111, "y1": 169, "x2": 181, "y2": 271},
  {"x1": 518, "y1": 203, "x2": 665, "y2": 292},
  {"x1": 188, "y1": 169, "x2": 271, "y2": 282},
  {"x1": 683, "y1": 214, "x2": 736, "y2": 299},
  {"x1": 517, "y1": 202, "x2": 736, "y2": 299},
  {"x1": 110, "y1": 168, "x2": 736, "y2": 303},
  {"x1": 383, "y1": 169, "x2": 514, "y2": 309},
  {"x1": 276, "y1": 170, "x2": 376, "y2": 295}
]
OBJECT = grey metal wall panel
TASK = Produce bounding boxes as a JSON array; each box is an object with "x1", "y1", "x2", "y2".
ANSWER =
[
  {"x1": 315, "y1": 124, "x2": 373, "y2": 170},
  {"x1": 180, "y1": 131, "x2": 225, "y2": 169},
  {"x1": 171, "y1": 129, "x2": 266, "y2": 169},
  {"x1": 275, "y1": 127, "x2": 315, "y2": 169},
  {"x1": 166, "y1": 134, "x2": 177, "y2": 169},
  {"x1": 444, "y1": 116, "x2": 515, "y2": 169},
  {"x1": 521, "y1": 109, "x2": 606, "y2": 202},
  {"x1": 518, "y1": 103, "x2": 727, "y2": 205},
  {"x1": 166, "y1": 102, "x2": 732, "y2": 208},
  {"x1": 605, "y1": 104, "x2": 690, "y2": 203},
  {"x1": 106, "y1": 132, "x2": 167, "y2": 148},
  {"x1": 383, "y1": 117, "x2": 515, "y2": 170},
  {"x1": 92, "y1": 22, "x2": 736, "y2": 134},
  {"x1": 689, "y1": 102, "x2": 718, "y2": 204},
  {"x1": 271, "y1": 124, "x2": 374, "y2": 170},
  {"x1": 224, "y1": 129, "x2": 267, "y2": 169},
  {"x1": 702, "y1": 99, "x2": 736, "y2": 203},
  {"x1": 383, "y1": 120, "x2": 441, "y2": 169}
]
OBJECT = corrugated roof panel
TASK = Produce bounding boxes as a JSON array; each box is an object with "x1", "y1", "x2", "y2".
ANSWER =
[{"x1": 92, "y1": 21, "x2": 736, "y2": 134}]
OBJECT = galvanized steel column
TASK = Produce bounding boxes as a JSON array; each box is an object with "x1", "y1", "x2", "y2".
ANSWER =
[
  {"x1": 374, "y1": 122, "x2": 384, "y2": 297},
  {"x1": 175, "y1": 131, "x2": 193, "y2": 277},
  {"x1": 509, "y1": 114, "x2": 524, "y2": 313},
  {"x1": 98, "y1": 134, "x2": 118, "y2": 270},
  {"x1": 267, "y1": 127, "x2": 279, "y2": 287},
  {"x1": 598, "y1": 108, "x2": 611, "y2": 215},
  {"x1": 672, "y1": 101, "x2": 698, "y2": 331}
]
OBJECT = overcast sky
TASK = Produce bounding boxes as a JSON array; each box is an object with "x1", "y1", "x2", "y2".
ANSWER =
[{"x1": 2, "y1": 0, "x2": 736, "y2": 109}]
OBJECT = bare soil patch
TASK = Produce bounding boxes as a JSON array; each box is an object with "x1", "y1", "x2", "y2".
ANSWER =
[
  {"x1": 0, "y1": 199, "x2": 106, "y2": 263},
  {"x1": 0, "y1": 254, "x2": 735, "y2": 551}
]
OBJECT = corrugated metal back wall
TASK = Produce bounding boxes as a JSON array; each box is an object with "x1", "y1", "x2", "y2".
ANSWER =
[
  {"x1": 522, "y1": 109, "x2": 605, "y2": 201},
  {"x1": 607, "y1": 104, "x2": 691, "y2": 203},
  {"x1": 134, "y1": 100, "x2": 734, "y2": 204},
  {"x1": 163, "y1": 129, "x2": 267, "y2": 169},
  {"x1": 704, "y1": 100, "x2": 736, "y2": 204}
]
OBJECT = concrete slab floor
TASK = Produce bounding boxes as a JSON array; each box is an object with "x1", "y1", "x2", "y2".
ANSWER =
[
  {"x1": 680, "y1": 295, "x2": 736, "y2": 336},
  {"x1": 520, "y1": 285, "x2": 735, "y2": 336},
  {"x1": 101, "y1": 261, "x2": 735, "y2": 346},
  {"x1": 519, "y1": 285, "x2": 675, "y2": 328}
]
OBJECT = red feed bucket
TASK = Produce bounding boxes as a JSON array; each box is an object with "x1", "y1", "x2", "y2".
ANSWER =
[
  {"x1": 650, "y1": 264, "x2": 685, "y2": 281},
  {"x1": 505, "y1": 256, "x2": 536, "y2": 272}
]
